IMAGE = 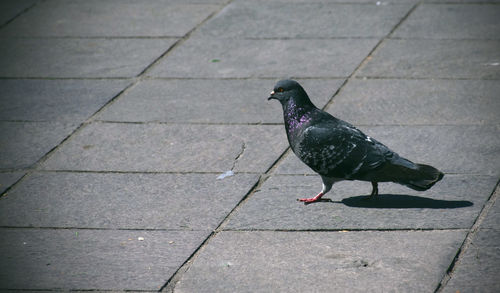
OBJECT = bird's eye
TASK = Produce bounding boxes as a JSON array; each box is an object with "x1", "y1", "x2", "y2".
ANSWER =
[{"x1": 277, "y1": 87, "x2": 284, "y2": 92}]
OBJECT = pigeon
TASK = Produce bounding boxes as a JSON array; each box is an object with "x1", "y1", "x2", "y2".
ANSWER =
[{"x1": 268, "y1": 79, "x2": 444, "y2": 203}]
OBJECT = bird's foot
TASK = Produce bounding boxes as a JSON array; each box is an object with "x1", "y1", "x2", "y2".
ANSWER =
[
  {"x1": 298, "y1": 197, "x2": 319, "y2": 203},
  {"x1": 297, "y1": 192, "x2": 324, "y2": 204}
]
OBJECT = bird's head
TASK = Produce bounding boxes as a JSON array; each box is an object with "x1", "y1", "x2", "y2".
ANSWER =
[{"x1": 268, "y1": 79, "x2": 313, "y2": 108}]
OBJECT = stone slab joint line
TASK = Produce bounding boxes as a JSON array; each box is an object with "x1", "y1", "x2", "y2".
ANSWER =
[
  {"x1": 1, "y1": 0, "x2": 232, "y2": 189},
  {"x1": 31, "y1": 80, "x2": 137, "y2": 167},
  {"x1": 434, "y1": 179, "x2": 500, "y2": 293},
  {"x1": 138, "y1": 2, "x2": 231, "y2": 78},
  {"x1": 0, "y1": 0, "x2": 39, "y2": 30},
  {"x1": 159, "y1": 174, "x2": 267, "y2": 292},
  {"x1": 159, "y1": 137, "x2": 295, "y2": 290},
  {"x1": 323, "y1": 1, "x2": 421, "y2": 113},
  {"x1": 0, "y1": 80, "x2": 138, "y2": 198},
  {"x1": 160, "y1": 147, "x2": 293, "y2": 292}
]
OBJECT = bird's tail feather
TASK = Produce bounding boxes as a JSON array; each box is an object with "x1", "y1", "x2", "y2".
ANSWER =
[{"x1": 395, "y1": 163, "x2": 444, "y2": 191}]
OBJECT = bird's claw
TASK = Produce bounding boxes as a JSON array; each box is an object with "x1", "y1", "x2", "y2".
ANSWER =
[
  {"x1": 297, "y1": 197, "x2": 319, "y2": 203},
  {"x1": 297, "y1": 192, "x2": 324, "y2": 204}
]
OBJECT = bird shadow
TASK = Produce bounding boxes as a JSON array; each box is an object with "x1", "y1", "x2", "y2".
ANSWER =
[{"x1": 305, "y1": 194, "x2": 473, "y2": 209}]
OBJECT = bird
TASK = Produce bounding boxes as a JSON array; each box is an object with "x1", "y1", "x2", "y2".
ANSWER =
[{"x1": 268, "y1": 79, "x2": 444, "y2": 203}]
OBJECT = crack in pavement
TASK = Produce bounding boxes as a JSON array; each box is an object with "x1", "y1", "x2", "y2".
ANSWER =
[{"x1": 230, "y1": 141, "x2": 246, "y2": 171}]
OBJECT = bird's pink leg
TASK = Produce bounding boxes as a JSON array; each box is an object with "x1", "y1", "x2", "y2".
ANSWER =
[{"x1": 298, "y1": 192, "x2": 324, "y2": 203}]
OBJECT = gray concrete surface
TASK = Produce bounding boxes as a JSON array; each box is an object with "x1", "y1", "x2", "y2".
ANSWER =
[
  {"x1": 0, "y1": 0, "x2": 498, "y2": 292},
  {"x1": 174, "y1": 230, "x2": 466, "y2": 293}
]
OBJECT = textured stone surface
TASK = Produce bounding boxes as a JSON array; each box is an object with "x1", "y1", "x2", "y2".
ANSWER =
[
  {"x1": 147, "y1": 37, "x2": 379, "y2": 78},
  {"x1": 225, "y1": 175, "x2": 495, "y2": 230},
  {"x1": 0, "y1": 172, "x2": 258, "y2": 230},
  {"x1": 358, "y1": 39, "x2": 500, "y2": 79},
  {"x1": 0, "y1": 79, "x2": 130, "y2": 122},
  {"x1": 327, "y1": 79, "x2": 500, "y2": 125},
  {"x1": 0, "y1": 0, "x2": 36, "y2": 25},
  {"x1": 0, "y1": 0, "x2": 498, "y2": 291},
  {"x1": 0, "y1": 172, "x2": 24, "y2": 194},
  {"x1": 0, "y1": 38, "x2": 176, "y2": 78},
  {"x1": 442, "y1": 228, "x2": 500, "y2": 293},
  {"x1": 275, "y1": 125, "x2": 500, "y2": 176},
  {"x1": 393, "y1": 4, "x2": 500, "y2": 39},
  {"x1": 0, "y1": 122, "x2": 76, "y2": 169},
  {"x1": 96, "y1": 79, "x2": 343, "y2": 123},
  {"x1": 482, "y1": 187, "x2": 500, "y2": 229},
  {"x1": 0, "y1": 0, "x2": 220, "y2": 37},
  {"x1": 263, "y1": 0, "x2": 417, "y2": 2},
  {"x1": 196, "y1": 1, "x2": 412, "y2": 38},
  {"x1": 0, "y1": 228, "x2": 209, "y2": 291},
  {"x1": 426, "y1": 0, "x2": 500, "y2": 2},
  {"x1": 41, "y1": 122, "x2": 288, "y2": 173},
  {"x1": 174, "y1": 230, "x2": 466, "y2": 293}
]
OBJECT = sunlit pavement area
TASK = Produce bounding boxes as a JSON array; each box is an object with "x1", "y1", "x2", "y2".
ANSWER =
[{"x1": 0, "y1": 0, "x2": 499, "y2": 291}]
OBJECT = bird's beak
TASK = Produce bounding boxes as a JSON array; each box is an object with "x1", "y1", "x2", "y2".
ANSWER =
[{"x1": 268, "y1": 90, "x2": 276, "y2": 100}]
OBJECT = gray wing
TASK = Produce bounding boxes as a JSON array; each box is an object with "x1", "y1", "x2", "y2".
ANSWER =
[{"x1": 293, "y1": 122, "x2": 395, "y2": 179}]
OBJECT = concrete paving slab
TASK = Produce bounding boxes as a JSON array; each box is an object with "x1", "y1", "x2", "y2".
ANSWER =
[
  {"x1": 190, "y1": 0, "x2": 229, "y2": 3},
  {"x1": 275, "y1": 125, "x2": 500, "y2": 176},
  {"x1": 0, "y1": 1, "x2": 496, "y2": 291},
  {"x1": 481, "y1": 185, "x2": 500, "y2": 229},
  {"x1": 173, "y1": 230, "x2": 466, "y2": 293},
  {"x1": 0, "y1": 38, "x2": 176, "y2": 78},
  {"x1": 0, "y1": 79, "x2": 130, "y2": 122},
  {"x1": 0, "y1": 228, "x2": 209, "y2": 291},
  {"x1": 0, "y1": 121, "x2": 76, "y2": 169},
  {"x1": 0, "y1": 172, "x2": 24, "y2": 194},
  {"x1": 196, "y1": 1, "x2": 412, "y2": 38},
  {"x1": 0, "y1": 172, "x2": 259, "y2": 230},
  {"x1": 255, "y1": 0, "x2": 417, "y2": 2},
  {"x1": 0, "y1": 0, "x2": 220, "y2": 37},
  {"x1": 427, "y1": 0, "x2": 500, "y2": 2},
  {"x1": 357, "y1": 39, "x2": 500, "y2": 79},
  {"x1": 393, "y1": 4, "x2": 500, "y2": 39},
  {"x1": 225, "y1": 174, "x2": 494, "y2": 230},
  {"x1": 40, "y1": 122, "x2": 288, "y2": 173},
  {"x1": 0, "y1": 0, "x2": 37, "y2": 25},
  {"x1": 442, "y1": 228, "x2": 500, "y2": 293},
  {"x1": 96, "y1": 79, "x2": 343, "y2": 123},
  {"x1": 327, "y1": 79, "x2": 500, "y2": 125},
  {"x1": 147, "y1": 37, "x2": 379, "y2": 78}
]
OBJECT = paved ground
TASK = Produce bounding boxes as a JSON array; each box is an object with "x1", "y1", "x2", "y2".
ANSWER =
[{"x1": 0, "y1": 0, "x2": 499, "y2": 292}]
